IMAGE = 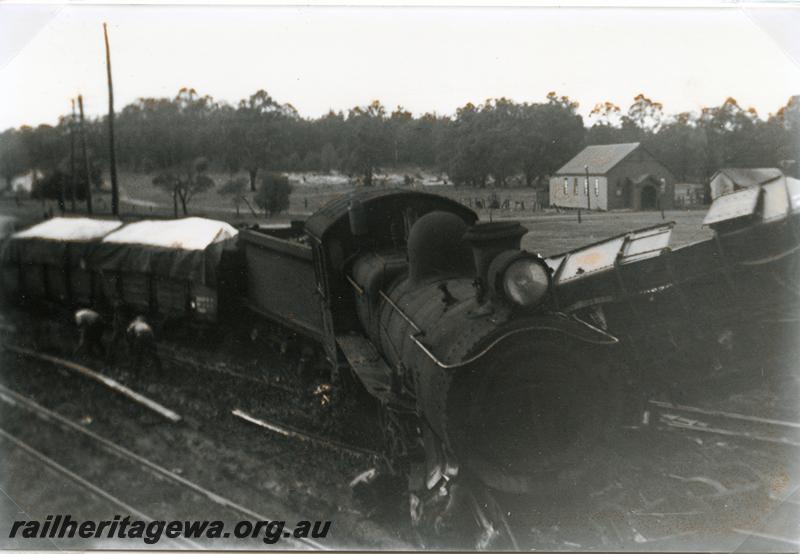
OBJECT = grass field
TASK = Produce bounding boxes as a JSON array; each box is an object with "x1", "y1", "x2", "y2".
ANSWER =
[{"x1": 0, "y1": 170, "x2": 712, "y2": 256}]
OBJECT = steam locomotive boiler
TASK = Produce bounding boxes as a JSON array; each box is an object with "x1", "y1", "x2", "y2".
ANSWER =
[{"x1": 347, "y1": 212, "x2": 619, "y2": 491}]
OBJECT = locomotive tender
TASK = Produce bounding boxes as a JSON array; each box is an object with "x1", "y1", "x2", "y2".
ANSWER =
[{"x1": 3, "y1": 179, "x2": 800, "y2": 542}]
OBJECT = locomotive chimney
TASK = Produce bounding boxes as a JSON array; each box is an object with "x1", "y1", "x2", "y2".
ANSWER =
[{"x1": 463, "y1": 221, "x2": 527, "y2": 302}]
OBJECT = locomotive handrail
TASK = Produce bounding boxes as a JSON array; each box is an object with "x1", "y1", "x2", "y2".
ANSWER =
[
  {"x1": 409, "y1": 318, "x2": 619, "y2": 370},
  {"x1": 345, "y1": 274, "x2": 365, "y2": 296},
  {"x1": 372, "y1": 286, "x2": 618, "y2": 369},
  {"x1": 378, "y1": 290, "x2": 423, "y2": 333}
]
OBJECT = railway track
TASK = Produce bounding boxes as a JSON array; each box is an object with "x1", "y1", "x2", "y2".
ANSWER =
[
  {"x1": 2, "y1": 311, "x2": 798, "y2": 550},
  {"x1": 1, "y1": 338, "x2": 382, "y2": 460},
  {"x1": 0, "y1": 342, "x2": 409, "y2": 548},
  {"x1": 0, "y1": 428, "x2": 200, "y2": 550},
  {"x1": 0, "y1": 383, "x2": 326, "y2": 550},
  {"x1": 0, "y1": 311, "x2": 378, "y2": 453},
  {"x1": 650, "y1": 399, "x2": 800, "y2": 448}
]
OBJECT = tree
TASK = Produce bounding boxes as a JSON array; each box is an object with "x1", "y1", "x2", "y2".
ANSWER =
[
  {"x1": 6, "y1": 86, "x2": 799, "y2": 203},
  {"x1": 696, "y1": 97, "x2": 760, "y2": 179},
  {"x1": 388, "y1": 106, "x2": 413, "y2": 166},
  {"x1": 518, "y1": 95, "x2": 585, "y2": 186},
  {"x1": 343, "y1": 101, "x2": 391, "y2": 186},
  {"x1": 217, "y1": 176, "x2": 248, "y2": 217},
  {"x1": 20, "y1": 124, "x2": 67, "y2": 179},
  {"x1": 225, "y1": 90, "x2": 298, "y2": 191},
  {"x1": 153, "y1": 157, "x2": 214, "y2": 217},
  {"x1": 255, "y1": 172, "x2": 292, "y2": 217},
  {"x1": 587, "y1": 101, "x2": 627, "y2": 145},
  {"x1": 441, "y1": 102, "x2": 491, "y2": 187},
  {"x1": 31, "y1": 169, "x2": 90, "y2": 201},
  {"x1": 767, "y1": 96, "x2": 799, "y2": 177},
  {"x1": 645, "y1": 112, "x2": 707, "y2": 181},
  {"x1": 0, "y1": 129, "x2": 28, "y2": 191},
  {"x1": 625, "y1": 93, "x2": 664, "y2": 134},
  {"x1": 319, "y1": 143, "x2": 339, "y2": 173},
  {"x1": 480, "y1": 98, "x2": 523, "y2": 187}
]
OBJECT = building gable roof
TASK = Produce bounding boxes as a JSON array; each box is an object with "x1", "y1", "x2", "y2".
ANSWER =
[
  {"x1": 713, "y1": 168, "x2": 783, "y2": 187},
  {"x1": 555, "y1": 142, "x2": 641, "y2": 175}
]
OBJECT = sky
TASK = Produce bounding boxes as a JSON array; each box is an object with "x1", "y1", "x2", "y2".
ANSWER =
[{"x1": 1, "y1": 3, "x2": 799, "y2": 131}]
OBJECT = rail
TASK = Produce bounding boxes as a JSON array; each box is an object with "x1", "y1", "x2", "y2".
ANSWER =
[
  {"x1": 0, "y1": 428, "x2": 199, "y2": 550},
  {"x1": 2, "y1": 344, "x2": 181, "y2": 422},
  {"x1": 0, "y1": 384, "x2": 327, "y2": 550}
]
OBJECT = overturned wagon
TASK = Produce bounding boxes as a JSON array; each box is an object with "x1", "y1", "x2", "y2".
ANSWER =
[{"x1": 0, "y1": 216, "x2": 237, "y2": 323}]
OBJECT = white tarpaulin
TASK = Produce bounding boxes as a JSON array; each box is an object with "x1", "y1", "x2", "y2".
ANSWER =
[
  {"x1": 101, "y1": 217, "x2": 238, "y2": 250},
  {"x1": 91, "y1": 217, "x2": 239, "y2": 285},
  {"x1": 13, "y1": 217, "x2": 122, "y2": 241}
]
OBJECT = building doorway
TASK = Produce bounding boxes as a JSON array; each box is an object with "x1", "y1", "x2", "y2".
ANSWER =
[{"x1": 640, "y1": 185, "x2": 658, "y2": 210}]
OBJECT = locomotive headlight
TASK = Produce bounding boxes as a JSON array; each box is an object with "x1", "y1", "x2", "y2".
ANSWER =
[
  {"x1": 488, "y1": 251, "x2": 552, "y2": 309},
  {"x1": 504, "y1": 258, "x2": 551, "y2": 307}
]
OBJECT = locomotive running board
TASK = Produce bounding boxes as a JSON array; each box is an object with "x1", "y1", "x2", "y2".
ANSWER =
[{"x1": 336, "y1": 333, "x2": 411, "y2": 409}]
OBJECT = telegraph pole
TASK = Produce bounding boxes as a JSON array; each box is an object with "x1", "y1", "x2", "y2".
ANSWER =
[
  {"x1": 585, "y1": 165, "x2": 591, "y2": 211},
  {"x1": 69, "y1": 99, "x2": 77, "y2": 211},
  {"x1": 103, "y1": 23, "x2": 119, "y2": 216},
  {"x1": 78, "y1": 95, "x2": 92, "y2": 215}
]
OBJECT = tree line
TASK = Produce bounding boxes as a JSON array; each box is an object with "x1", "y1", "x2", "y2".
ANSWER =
[{"x1": 1, "y1": 88, "x2": 798, "y2": 202}]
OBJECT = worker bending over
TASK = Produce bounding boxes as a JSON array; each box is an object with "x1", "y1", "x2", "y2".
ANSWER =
[
  {"x1": 74, "y1": 308, "x2": 105, "y2": 358},
  {"x1": 126, "y1": 316, "x2": 162, "y2": 371}
]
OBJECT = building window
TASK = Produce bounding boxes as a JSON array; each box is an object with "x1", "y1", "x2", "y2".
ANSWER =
[
  {"x1": 584, "y1": 178, "x2": 589, "y2": 196},
  {"x1": 563, "y1": 178, "x2": 568, "y2": 195},
  {"x1": 594, "y1": 178, "x2": 600, "y2": 196},
  {"x1": 573, "y1": 177, "x2": 578, "y2": 195}
]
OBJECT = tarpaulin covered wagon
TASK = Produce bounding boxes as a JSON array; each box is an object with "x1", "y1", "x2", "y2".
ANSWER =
[
  {"x1": 88, "y1": 217, "x2": 238, "y2": 322},
  {"x1": 0, "y1": 217, "x2": 123, "y2": 305},
  {"x1": 0, "y1": 216, "x2": 238, "y2": 323}
]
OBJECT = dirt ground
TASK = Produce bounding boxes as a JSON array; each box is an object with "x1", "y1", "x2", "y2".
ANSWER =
[
  {"x1": 0, "y1": 309, "x2": 411, "y2": 550},
  {"x1": 0, "y1": 305, "x2": 798, "y2": 551}
]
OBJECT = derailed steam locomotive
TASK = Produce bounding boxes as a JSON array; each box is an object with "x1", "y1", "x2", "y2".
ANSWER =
[{"x1": 3, "y1": 176, "x2": 800, "y2": 543}]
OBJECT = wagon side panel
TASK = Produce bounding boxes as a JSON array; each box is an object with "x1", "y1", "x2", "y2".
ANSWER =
[{"x1": 240, "y1": 230, "x2": 324, "y2": 342}]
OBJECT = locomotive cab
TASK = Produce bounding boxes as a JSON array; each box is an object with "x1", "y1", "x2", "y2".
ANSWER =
[{"x1": 303, "y1": 189, "x2": 478, "y2": 369}]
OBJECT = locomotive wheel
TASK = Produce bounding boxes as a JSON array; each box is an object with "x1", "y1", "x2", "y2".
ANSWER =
[{"x1": 459, "y1": 336, "x2": 619, "y2": 493}]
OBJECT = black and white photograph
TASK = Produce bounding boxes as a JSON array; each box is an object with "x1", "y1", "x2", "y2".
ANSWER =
[{"x1": 0, "y1": 2, "x2": 799, "y2": 551}]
